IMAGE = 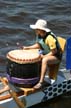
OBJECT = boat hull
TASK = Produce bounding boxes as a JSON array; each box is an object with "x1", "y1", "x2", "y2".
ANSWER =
[{"x1": 0, "y1": 72, "x2": 71, "y2": 108}]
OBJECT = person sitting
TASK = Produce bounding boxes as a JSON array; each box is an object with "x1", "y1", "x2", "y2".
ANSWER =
[{"x1": 23, "y1": 19, "x2": 62, "y2": 89}]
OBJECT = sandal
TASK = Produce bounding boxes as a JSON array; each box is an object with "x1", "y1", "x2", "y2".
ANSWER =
[{"x1": 33, "y1": 82, "x2": 43, "y2": 89}]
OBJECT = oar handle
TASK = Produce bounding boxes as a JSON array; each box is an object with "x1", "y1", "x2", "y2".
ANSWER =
[{"x1": 9, "y1": 90, "x2": 26, "y2": 108}]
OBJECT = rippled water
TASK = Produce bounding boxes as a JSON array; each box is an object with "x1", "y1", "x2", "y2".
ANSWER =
[{"x1": 0, "y1": 0, "x2": 71, "y2": 108}]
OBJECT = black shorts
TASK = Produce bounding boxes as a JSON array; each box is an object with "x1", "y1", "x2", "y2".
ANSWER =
[{"x1": 55, "y1": 51, "x2": 62, "y2": 60}]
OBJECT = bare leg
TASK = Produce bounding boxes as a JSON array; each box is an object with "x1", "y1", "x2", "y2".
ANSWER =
[{"x1": 34, "y1": 55, "x2": 59, "y2": 89}]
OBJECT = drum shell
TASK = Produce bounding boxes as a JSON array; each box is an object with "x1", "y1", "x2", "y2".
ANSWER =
[{"x1": 7, "y1": 59, "x2": 41, "y2": 88}]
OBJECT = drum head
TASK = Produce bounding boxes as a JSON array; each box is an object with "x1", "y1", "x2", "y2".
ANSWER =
[{"x1": 7, "y1": 49, "x2": 41, "y2": 64}]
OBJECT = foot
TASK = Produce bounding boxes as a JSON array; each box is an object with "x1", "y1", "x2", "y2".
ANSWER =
[{"x1": 33, "y1": 82, "x2": 43, "y2": 89}]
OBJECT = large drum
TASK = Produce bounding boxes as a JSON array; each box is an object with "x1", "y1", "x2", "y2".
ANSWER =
[{"x1": 6, "y1": 49, "x2": 41, "y2": 88}]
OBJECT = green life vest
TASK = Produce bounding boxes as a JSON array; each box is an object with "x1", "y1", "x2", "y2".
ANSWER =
[{"x1": 36, "y1": 32, "x2": 60, "y2": 54}]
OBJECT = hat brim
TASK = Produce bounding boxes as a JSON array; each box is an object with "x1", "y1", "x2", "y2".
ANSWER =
[{"x1": 30, "y1": 25, "x2": 51, "y2": 32}]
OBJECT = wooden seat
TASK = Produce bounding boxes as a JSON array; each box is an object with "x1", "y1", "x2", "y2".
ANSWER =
[
  {"x1": 20, "y1": 87, "x2": 35, "y2": 96},
  {"x1": 48, "y1": 37, "x2": 66, "y2": 80}
]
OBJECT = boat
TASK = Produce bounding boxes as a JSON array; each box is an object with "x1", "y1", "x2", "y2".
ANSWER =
[
  {"x1": 0, "y1": 37, "x2": 71, "y2": 108},
  {"x1": 0, "y1": 71, "x2": 71, "y2": 108}
]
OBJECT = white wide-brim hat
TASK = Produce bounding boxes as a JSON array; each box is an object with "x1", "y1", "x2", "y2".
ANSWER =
[{"x1": 30, "y1": 19, "x2": 51, "y2": 32}]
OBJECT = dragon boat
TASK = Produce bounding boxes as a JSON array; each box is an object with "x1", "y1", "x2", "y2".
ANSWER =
[{"x1": 0, "y1": 37, "x2": 71, "y2": 108}]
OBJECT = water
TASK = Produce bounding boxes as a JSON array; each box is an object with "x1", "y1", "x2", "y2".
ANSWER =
[{"x1": 0, "y1": 0, "x2": 71, "y2": 107}]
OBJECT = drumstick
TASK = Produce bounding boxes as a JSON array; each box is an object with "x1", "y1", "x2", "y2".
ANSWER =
[
  {"x1": 16, "y1": 42, "x2": 24, "y2": 49},
  {"x1": 0, "y1": 77, "x2": 26, "y2": 108}
]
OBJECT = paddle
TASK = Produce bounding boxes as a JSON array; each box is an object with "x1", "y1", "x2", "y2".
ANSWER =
[{"x1": 0, "y1": 77, "x2": 26, "y2": 108}]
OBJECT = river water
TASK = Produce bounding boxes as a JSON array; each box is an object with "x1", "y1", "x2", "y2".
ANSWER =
[{"x1": 0, "y1": 0, "x2": 71, "y2": 108}]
